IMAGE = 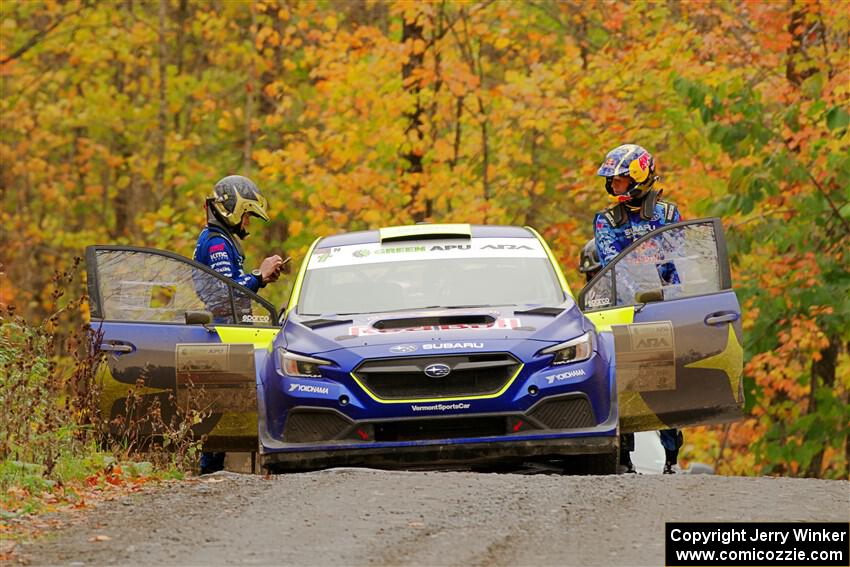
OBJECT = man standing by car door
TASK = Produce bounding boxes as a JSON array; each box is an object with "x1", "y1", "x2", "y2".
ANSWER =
[
  {"x1": 194, "y1": 175, "x2": 284, "y2": 475},
  {"x1": 592, "y1": 144, "x2": 684, "y2": 474}
]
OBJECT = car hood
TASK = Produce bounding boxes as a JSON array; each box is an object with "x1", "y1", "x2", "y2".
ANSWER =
[{"x1": 280, "y1": 302, "x2": 590, "y2": 356}]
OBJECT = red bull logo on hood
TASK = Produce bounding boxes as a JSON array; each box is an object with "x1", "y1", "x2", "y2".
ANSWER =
[{"x1": 348, "y1": 317, "x2": 522, "y2": 337}]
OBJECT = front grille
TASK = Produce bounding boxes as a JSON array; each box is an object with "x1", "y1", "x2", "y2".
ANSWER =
[
  {"x1": 353, "y1": 354, "x2": 521, "y2": 400},
  {"x1": 284, "y1": 409, "x2": 352, "y2": 443},
  {"x1": 527, "y1": 395, "x2": 596, "y2": 429},
  {"x1": 373, "y1": 417, "x2": 507, "y2": 442}
]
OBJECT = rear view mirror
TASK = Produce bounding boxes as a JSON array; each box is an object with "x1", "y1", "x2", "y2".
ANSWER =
[
  {"x1": 634, "y1": 289, "x2": 663, "y2": 304},
  {"x1": 185, "y1": 310, "x2": 213, "y2": 325}
]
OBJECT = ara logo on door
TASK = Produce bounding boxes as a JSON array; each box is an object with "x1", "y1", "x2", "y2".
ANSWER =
[{"x1": 635, "y1": 337, "x2": 670, "y2": 350}]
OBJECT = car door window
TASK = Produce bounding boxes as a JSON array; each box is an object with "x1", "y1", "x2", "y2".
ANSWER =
[
  {"x1": 579, "y1": 219, "x2": 731, "y2": 311},
  {"x1": 89, "y1": 247, "x2": 277, "y2": 326}
]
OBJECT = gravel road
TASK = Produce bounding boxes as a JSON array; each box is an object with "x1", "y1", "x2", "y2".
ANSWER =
[{"x1": 18, "y1": 470, "x2": 850, "y2": 566}]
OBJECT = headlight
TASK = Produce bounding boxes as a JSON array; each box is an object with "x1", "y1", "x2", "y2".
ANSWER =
[
  {"x1": 540, "y1": 332, "x2": 593, "y2": 365},
  {"x1": 278, "y1": 349, "x2": 331, "y2": 377}
]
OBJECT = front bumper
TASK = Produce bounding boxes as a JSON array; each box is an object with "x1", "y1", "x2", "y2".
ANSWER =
[{"x1": 262, "y1": 434, "x2": 617, "y2": 472}]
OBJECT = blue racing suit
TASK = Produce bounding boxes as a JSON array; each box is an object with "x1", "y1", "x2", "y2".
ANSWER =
[
  {"x1": 194, "y1": 225, "x2": 262, "y2": 293},
  {"x1": 193, "y1": 222, "x2": 262, "y2": 474},
  {"x1": 593, "y1": 200, "x2": 681, "y2": 268},
  {"x1": 593, "y1": 195, "x2": 684, "y2": 468}
]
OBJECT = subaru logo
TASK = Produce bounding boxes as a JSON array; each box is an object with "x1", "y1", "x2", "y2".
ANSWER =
[
  {"x1": 390, "y1": 344, "x2": 417, "y2": 354},
  {"x1": 424, "y1": 364, "x2": 451, "y2": 378}
]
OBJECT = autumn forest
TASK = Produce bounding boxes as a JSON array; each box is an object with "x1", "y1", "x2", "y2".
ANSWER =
[{"x1": 1, "y1": 0, "x2": 848, "y2": 478}]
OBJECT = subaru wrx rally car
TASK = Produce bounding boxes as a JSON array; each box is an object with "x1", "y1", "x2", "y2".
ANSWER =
[{"x1": 87, "y1": 220, "x2": 744, "y2": 474}]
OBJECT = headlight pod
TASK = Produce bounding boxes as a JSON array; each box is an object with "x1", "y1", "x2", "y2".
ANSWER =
[
  {"x1": 278, "y1": 348, "x2": 331, "y2": 377},
  {"x1": 540, "y1": 332, "x2": 593, "y2": 365}
]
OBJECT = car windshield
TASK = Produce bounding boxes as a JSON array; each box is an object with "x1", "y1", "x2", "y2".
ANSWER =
[{"x1": 298, "y1": 237, "x2": 565, "y2": 315}]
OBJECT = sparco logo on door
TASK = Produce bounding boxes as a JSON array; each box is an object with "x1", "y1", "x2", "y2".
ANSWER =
[
  {"x1": 289, "y1": 383, "x2": 330, "y2": 395},
  {"x1": 241, "y1": 314, "x2": 270, "y2": 323}
]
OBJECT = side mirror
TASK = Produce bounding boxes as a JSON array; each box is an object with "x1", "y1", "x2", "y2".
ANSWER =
[
  {"x1": 634, "y1": 289, "x2": 663, "y2": 304},
  {"x1": 185, "y1": 310, "x2": 213, "y2": 325}
]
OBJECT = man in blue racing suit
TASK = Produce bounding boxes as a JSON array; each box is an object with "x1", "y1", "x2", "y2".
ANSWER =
[
  {"x1": 194, "y1": 175, "x2": 284, "y2": 475},
  {"x1": 592, "y1": 144, "x2": 683, "y2": 474}
]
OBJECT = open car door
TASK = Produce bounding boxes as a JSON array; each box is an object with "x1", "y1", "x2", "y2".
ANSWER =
[
  {"x1": 578, "y1": 219, "x2": 744, "y2": 433},
  {"x1": 86, "y1": 246, "x2": 280, "y2": 451}
]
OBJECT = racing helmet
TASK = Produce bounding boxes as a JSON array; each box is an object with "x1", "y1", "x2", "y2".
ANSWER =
[
  {"x1": 597, "y1": 144, "x2": 657, "y2": 203},
  {"x1": 207, "y1": 175, "x2": 270, "y2": 234},
  {"x1": 579, "y1": 239, "x2": 601, "y2": 278}
]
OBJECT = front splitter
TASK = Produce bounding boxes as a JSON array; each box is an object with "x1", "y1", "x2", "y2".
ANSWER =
[{"x1": 262, "y1": 435, "x2": 617, "y2": 473}]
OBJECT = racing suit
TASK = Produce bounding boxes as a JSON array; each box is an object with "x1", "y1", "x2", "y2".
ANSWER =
[
  {"x1": 593, "y1": 200, "x2": 681, "y2": 269},
  {"x1": 193, "y1": 219, "x2": 262, "y2": 474},
  {"x1": 593, "y1": 195, "x2": 684, "y2": 471},
  {"x1": 194, "y1": 222, "x2": 262, "y2": 293}
]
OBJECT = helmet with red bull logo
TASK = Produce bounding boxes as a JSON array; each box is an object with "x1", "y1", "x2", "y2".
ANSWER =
[{"x1": 597, "y1": 144, "x2": 657, "y2": 203}]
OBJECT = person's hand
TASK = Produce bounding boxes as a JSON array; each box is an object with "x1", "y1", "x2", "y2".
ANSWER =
[{"x1": 258, "y1": 255, "x2": 284, "y2": 284}]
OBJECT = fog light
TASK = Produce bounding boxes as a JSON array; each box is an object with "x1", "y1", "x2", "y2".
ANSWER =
[
  {"x1": 528, "y1": 385, "x2": 539, "y2": 396},
  {"x1": 339, "y1": 395, "x2": 349, "y2": 406}
]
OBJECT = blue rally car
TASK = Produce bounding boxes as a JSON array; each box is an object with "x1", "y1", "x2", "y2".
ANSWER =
[{"x1": 86, "y1": 220, "x2": 744, "y2": 474}]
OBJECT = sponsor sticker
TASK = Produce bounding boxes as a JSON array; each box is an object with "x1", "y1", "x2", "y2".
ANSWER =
[
  {"x1": 612, "y1": 321, "x2": 676, "y2": 392},
  {"x1": 176, "y1": 344, "x2": 229, "y2": 373},
  {"x1": 288, "y1": 383, "x2": 330, "y2": 395},
  {"x1": 423, "y1": 342, "x2": 484, "y2": 350},
  {"x1": 307, "y1": 238, "x2": 547, "y2": 270},
  {"x1": 544, "y1": 368, "x2": 587, "y2": 384},
  {"x1": 390, "y1": 344, "x2": 418, "y2": 353},
  {"x1": 241, "y1": 314, "x2": 270, "y2": 323},
  {"x1": 349, "y1": 318, "x2": 521, "y2": 337},
  {"x1": 411, "y1": 402, "x2": 471, "y2": 412}
]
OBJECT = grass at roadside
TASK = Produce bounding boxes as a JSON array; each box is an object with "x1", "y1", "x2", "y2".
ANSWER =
[{"x1": 0, "y1": 266, "x2": 203, "y2": 548}]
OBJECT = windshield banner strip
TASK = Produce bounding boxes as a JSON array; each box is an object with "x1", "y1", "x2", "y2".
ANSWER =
[{"x1": 307, "y1": 238, "x2": 547, "y2": 270}]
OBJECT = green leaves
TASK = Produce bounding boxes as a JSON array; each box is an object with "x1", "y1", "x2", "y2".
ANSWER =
[{"x1": 825, "y1": 106, "x2": 849, "y2": 132}]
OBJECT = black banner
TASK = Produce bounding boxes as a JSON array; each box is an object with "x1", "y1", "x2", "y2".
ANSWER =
[{"x1": 666, "y1": 522, "x2": 849, "y2": 567}]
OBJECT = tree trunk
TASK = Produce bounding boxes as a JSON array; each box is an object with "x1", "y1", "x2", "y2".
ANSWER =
[
  {"x1": 479, "y1": 98, "x2": 489, "y2": 223},
  {"x1": 173, "y1": 0, "x2": 187, "y2": 132},
  {"x1": 786, "y1": 0, "x2": 815, "y2": 87},
  {"x1": 402, "y1": 13, "x2": 426, "y2": 222},
  {"x1": 156, "y1": 0, "x2": 169, "y2": 202},
  {"x1": 243, "y1": 2, "x2": 257, "y2": 175},
  {"x1": 804, "y1": 335, "x2": 841, "y2": 478}
]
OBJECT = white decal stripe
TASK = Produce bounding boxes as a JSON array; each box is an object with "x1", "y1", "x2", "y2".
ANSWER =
[{"x1": 307, "y1": 238, "x2": 547, "y2": 270}]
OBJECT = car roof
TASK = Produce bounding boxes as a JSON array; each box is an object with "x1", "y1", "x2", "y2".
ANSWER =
[{"x1": 316, "y1": 224, "x2": 536, "y2": 249}]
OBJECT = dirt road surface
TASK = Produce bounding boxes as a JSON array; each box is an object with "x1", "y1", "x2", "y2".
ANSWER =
[{"x1": 18, "y1": 470, "x2": 850, "y2": 566}]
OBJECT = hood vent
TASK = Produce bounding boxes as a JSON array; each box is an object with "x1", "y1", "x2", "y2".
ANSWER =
[{"x1": 372, "y1": 314, "x2": 496, "y2": 330}]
